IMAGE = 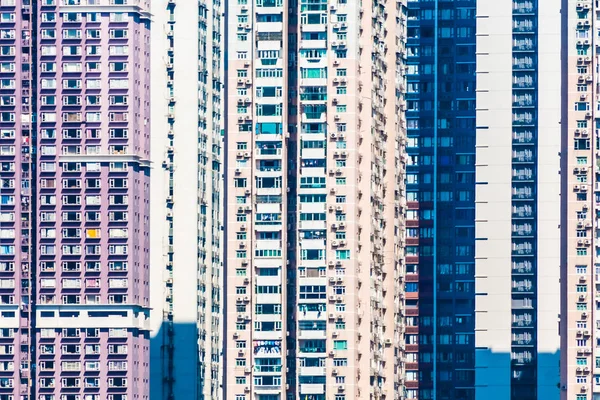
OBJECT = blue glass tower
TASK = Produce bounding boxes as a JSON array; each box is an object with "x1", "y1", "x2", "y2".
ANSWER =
[{"x1": 404, "y1": 2, "x2": 477, "y2": 399}]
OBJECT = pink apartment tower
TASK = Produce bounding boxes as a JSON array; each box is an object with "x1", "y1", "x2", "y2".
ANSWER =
[{"x1": 0, "y1": 1, "x2": 151, "y2": 399}]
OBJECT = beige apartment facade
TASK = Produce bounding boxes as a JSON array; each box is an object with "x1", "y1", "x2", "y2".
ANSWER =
[
  {"x1": 561, "y1": 0, "x2": 600, "y2": 399},
  {"x1": 224, "y1": 0, "x2": 408, "y2": 399}
]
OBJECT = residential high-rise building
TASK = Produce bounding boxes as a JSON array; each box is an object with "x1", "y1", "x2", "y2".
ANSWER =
[
  {"x1": 149, "y1": 1, "x2": 224, "y2": 400},
  {"x1": 0, "y1": 1, "x2": 151, "y2": 399},
  {"x1": 224, "y1": 0, "x2": 407, "y2": 399},
  {"x1": 475, "y1": 1, "x2": 561, "y2": 399},
  {"x1": 561, "y1": 0, "x2": 600, "y2": 398},
  {"x1": 404, "y1": 2, "x2": 477, "y2": 399}
]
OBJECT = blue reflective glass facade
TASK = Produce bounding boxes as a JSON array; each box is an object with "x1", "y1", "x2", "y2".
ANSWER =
[{"x1": 405, "y1": 1, "x2": 476, "y2": 399}]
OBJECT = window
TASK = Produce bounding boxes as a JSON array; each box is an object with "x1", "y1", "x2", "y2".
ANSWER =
[
  {"x1": 336, "y1": 250, "x2": 350, "y2": 260},
  {"x1": 333, "y1": 340, "x2": 347, "y2": 350}
]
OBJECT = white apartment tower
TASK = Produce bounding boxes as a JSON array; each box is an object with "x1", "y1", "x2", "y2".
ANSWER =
[
  {"x1": 475, "y1": 0, "x2": 561, "y2": 399},
  {"x1": 225, "y1": 0, "x2": 408, "y2": 399},
  {"x1": 149, "y1": 1, "x2": 224, "y2": 399}
]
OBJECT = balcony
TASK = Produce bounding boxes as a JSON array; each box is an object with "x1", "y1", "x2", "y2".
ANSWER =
[{"x1": 300, "y1": 384, "x2": 325, "y2": 395}]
